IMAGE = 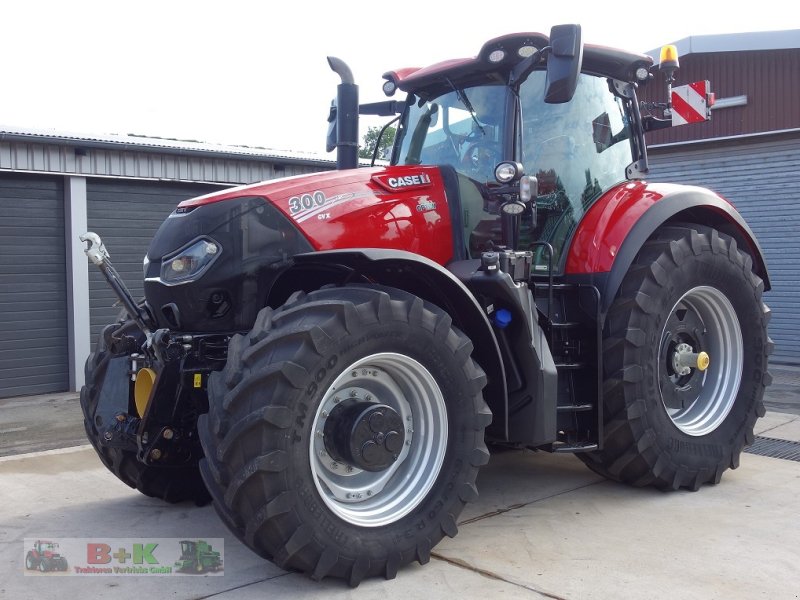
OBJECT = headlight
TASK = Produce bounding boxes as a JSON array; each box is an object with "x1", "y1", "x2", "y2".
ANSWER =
[{"x1": 160, "y1": 238, "x2": 221, "y2": 284}]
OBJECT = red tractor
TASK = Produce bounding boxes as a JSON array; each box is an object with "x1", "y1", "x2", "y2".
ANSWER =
[
  {"x1": 80, "y1": 25, "x2": 771, "y2": 585},
  {"x1": 25, "y1": 540, "x2": 69, "y2": 572}
]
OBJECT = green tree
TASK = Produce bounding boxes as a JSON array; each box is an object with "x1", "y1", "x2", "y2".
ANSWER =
[{"x1": 359, "y1": 125, "x2": 396, "y2": 160}]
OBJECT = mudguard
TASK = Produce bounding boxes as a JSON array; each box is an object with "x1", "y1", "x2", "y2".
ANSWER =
[
  {"x1": 566, "y1": 181, "x2": 770, "y2": 317},
  {"x1": 280, "y1": 249, "x2": 508, "y2": 435}
]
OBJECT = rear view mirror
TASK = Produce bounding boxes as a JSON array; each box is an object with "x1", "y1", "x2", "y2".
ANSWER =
[
  {"x1": 545, "y1": 24, "x2": 583, "y2": 104},
  {"x1": 592, "y1": 112, "x2": 612, "y2": 152}
]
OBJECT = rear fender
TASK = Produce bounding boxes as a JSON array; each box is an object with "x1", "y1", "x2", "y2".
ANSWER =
[
  {"x1": 274, "y1": 249, "x2": 507, "y2": 435},
  {"x1": 566, "y1": 182, "x2": 770, "y2": 318}
]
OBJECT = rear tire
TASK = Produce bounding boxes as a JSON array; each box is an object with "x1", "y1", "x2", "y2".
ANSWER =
[
  {"x1": 198, "y1": 285, "x2": 490, "y2": 585},
  {"x1": 578, "y1": 225, "x2": 771, "y2": 490},
  {"x1": 80, "y1": 317, "x2": 210, "y2": 504}
]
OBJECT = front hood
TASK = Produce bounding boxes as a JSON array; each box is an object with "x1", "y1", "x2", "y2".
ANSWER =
[
  {"x1": 143, "y1": 165, "x2": 456, "y2": 332},
  {"x1": 178, "y1": 165, "x2": 455, "y2": 266}
]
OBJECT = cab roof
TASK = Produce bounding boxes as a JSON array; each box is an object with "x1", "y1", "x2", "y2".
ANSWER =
[{"x1": 383, "y1": 32, "x2": 653, "y2": 97}]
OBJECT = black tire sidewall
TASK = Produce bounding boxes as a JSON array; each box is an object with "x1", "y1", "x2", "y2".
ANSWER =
[{"x1": 626, "y1": 238, "x2": 769, "y2": 467}]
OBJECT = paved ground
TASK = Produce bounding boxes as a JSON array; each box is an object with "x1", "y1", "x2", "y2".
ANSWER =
[{"x1": 1, "y1": 364, "x2": 799, "y2": 599}]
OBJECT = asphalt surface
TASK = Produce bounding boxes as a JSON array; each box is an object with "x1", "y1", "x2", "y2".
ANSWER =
[{"x1": 1, "y1": 363, "x2": 798, "y2": 599}]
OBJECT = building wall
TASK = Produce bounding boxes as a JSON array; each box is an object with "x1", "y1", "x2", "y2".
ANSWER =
[
  {"x1": 0, "y1": 137, "x2": 334, "y2": 396},
  {"x1": 0, "y1": 139, "x2": 327, "y2": 185},
  {"x1": 639, "y1": 49, "x2": 800, "y2": 145},
  {"x1": 648, "y1": 132, "x2": 800, "y2": 364}
]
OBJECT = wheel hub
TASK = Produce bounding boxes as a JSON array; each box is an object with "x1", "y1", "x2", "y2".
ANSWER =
[
  {"x1": 660, "y1": 308, "x2": 708, "y2": 409},
  {"x1": 324, "y1": 401, "x2": 405, "y2": 472},
  {"x1": 658, "y1": 286, "x2": 743, "y2": 436},
  {"x1": 309, "y1": 352, "x2": 447, "y2": 527}
]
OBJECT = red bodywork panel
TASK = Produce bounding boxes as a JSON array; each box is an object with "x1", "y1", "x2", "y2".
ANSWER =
[
  {"x1": 565, "y1": 180, "x2": 734, "y2": 274},
  {"x1": 180, "y1": 166, "x2": 455, "y2": 266}
]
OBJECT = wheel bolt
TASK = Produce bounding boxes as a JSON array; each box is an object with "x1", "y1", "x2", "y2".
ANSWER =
[
  {"x1": 103, "y1": 431, "x2": 113, "y2": 441},
  {"x1": 333, "y1": 397, "x2": 340, "y2": 404},
  {"x1": 350, "y1": 390, "x2": 358, "y2": 397},
  {"x1": 346, "y1": 465, "x2": 353, "y2": 473},
  {"x1": 162, "y1": 428, "x2": 174, "y2": 440},
  {"x1": 150, "y1": 449, "x2": 162, "y2": 460},
  {"x1": 365, "y1": 395, "x2": 372, "y2": 402},
  {"x1": 321, "y1": 410, "x2": 328, "y2": 418},
  {"x1": 366, "y1": 490, "x2": 372, "y2": 496},
  {"x1": 352, "y1": 371, "x2": 358, "y2": 377},
  {"x1": 330, "y1": 462, "x2": 338, "y2": 470},
  {"x1": 405, "y1": 440, "x2": 411, "y2": 446}
]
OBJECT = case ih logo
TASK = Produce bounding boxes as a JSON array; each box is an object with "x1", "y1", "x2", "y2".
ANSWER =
[{"x1": 372, "y1": 172, "x2": 432, "y2": 192}]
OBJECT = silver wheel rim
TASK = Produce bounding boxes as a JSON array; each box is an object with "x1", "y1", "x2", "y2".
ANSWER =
[
  {"x1": 309, "y1": 352, "x2": 448, "y2": 527},
  {"x1": 659, "y1": 286, "x2": 743, "y2": 436}
]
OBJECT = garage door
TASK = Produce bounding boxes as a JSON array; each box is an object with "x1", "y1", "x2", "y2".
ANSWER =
[
  {"x1": 87, "y1": 180, "x2": 228, "y2": 339},
  {"x1": 648, "y1": 134, "x2": 800, "y2": 364},
  {"x1": 0, "y1": 174, "x2": 68, "y2": 398}
]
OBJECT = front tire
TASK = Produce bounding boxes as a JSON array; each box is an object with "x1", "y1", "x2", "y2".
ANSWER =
[
  {"x1": 80, "y1": 317, "x2": 210, "y2": 504},
  {"x1": 198, "y1": 285, "x2": 490, "y2": 585},
  {"x1": 579, "y1": 225, "x2": 771, "y2": 490}
]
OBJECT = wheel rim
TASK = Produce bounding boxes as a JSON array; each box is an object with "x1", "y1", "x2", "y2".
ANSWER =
[
  {"x1": 658, "y1": 286, "x2": 743, "y2": 436},
  {"x1": 309, "y1": 352, "x2": 448, "y2": 527}
]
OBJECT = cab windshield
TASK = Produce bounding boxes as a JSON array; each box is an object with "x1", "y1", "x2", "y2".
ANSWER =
[
  {"x1": 395, "y1": 85, "x2": 508, "y2": 184},
  {"x1": 394, "y1": 73, "x2": 635, "y2": 269}
]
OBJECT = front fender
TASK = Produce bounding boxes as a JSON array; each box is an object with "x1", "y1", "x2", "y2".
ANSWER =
[
  {"x1": 275, "y1": 249, "x2": 507, "y2": 429},
  {"x1": 566, "y1": 181, "x2": 770, "y2": 316}
]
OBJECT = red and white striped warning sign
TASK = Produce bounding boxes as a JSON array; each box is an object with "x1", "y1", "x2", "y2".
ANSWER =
[{"x1": 671, "y1": 80, "x2": 713, "y2": 126}]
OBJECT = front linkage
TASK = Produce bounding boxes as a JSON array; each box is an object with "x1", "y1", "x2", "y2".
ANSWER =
[{"x1": 81, "y1": 232, "x2": 230, "y2": 468}]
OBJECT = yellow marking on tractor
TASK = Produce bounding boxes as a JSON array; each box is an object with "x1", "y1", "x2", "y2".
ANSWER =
[{"x1": 134, "y1": 368, "x2": 157, "y2": 417}]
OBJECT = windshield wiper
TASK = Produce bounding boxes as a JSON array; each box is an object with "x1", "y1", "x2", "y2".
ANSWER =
[{"x1": 447, "y1": 79, "x2": 485, "y2": 136}]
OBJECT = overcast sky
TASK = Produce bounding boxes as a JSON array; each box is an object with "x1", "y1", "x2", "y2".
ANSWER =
[{"x1": 1, "y1": 0, "x2": 794, "y2": 156}]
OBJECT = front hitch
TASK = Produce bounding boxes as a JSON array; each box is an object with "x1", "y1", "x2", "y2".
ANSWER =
[{"x1": 80, "y1": 232, "x2": 154, "y2": 337}]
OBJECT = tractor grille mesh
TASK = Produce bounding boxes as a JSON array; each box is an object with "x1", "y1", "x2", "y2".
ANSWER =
[{"x1": 745, "y1": 436, "x2": 800, "y2": 462}]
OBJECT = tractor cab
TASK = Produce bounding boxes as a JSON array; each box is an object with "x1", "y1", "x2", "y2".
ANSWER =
[
  {"x1": 382, "y1": 27, "x2": 651, "y2": 269},
  {"x1": 35, "y1": 540, "x2": 60, "y2": 555}
]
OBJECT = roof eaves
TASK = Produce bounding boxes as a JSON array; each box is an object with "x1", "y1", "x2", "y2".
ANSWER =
[
  {"x1": 0, "y1": 126, "x2": 337, "y2": 166},
  {"x1": 645, "y1": 29, "x2": 800, "y2": 60}
]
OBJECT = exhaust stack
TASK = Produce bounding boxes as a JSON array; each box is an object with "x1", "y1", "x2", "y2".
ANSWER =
[{"x1": 327, "y1": 57, "x2": 359, "y2": 170}]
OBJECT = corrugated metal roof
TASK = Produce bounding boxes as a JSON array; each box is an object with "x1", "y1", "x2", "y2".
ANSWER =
[
  {"x1": 645, "y1": 29, "x2": 800, "y2": 59},
  {"x1": 0, "y1": 124, "x2": 335, "y2": 165}
]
